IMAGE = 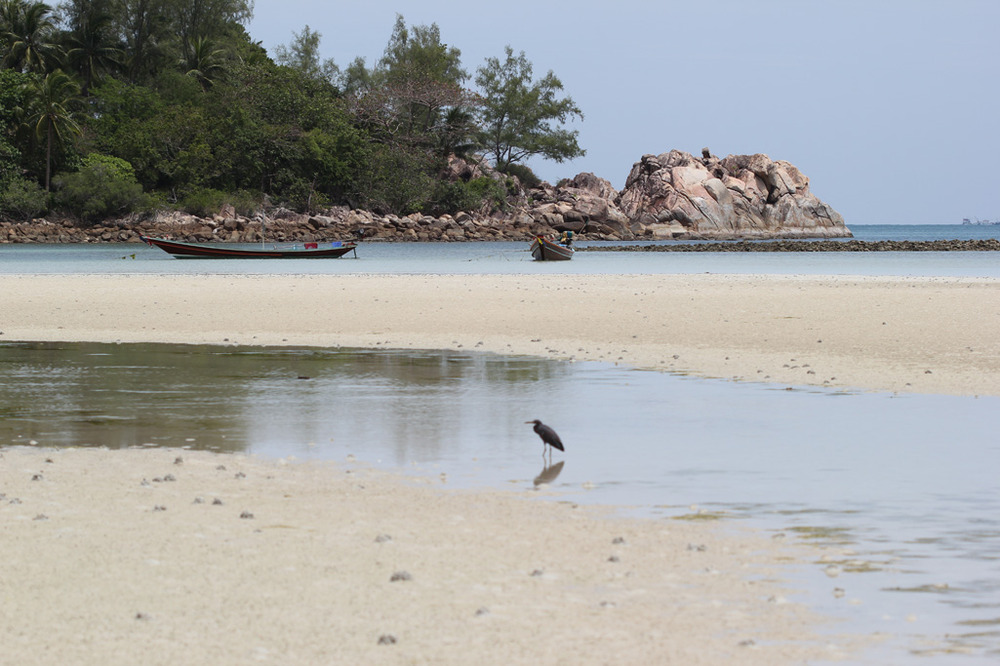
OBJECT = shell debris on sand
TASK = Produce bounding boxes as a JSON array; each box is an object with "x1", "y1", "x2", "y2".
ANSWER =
[{"x1": 0, "y1": 446, "x2": 872, "y2": 664}]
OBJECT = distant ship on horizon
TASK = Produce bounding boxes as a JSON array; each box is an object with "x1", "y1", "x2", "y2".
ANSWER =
[{"x1": 961, "y1": 218, "x2": 1000, "y2": 225}]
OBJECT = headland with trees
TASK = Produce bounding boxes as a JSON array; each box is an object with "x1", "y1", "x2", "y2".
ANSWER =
[{"x1": 1, "y1": 1, "x2": 584, "y2": 226}]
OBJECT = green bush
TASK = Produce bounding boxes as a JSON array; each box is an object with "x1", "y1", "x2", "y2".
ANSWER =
[
  {"x1": 178, "y1": 188, "x2": 230, "y2": 217},
  {"x1": 0, "y1": 177, "x2": 49, "y2": 221},
  {"x1": 352, "y1": 145, "x2": 437, "y2": 215},
  {"x1": 268, "y1": 178, "x2": 331, "y2": 215},
  {"x1": 229, "y1": 190, "x2": 265, "y2": 217},
  {"x1": 431, "y1": 176, "x2": 507, "y2": 215},
  {"x1": 178, "y1": 188, "x2": 266, "y2": 217},
  {"x1": 52, "y1": 154, "x2": 149, "y2": 224},
  {"x1": 498, "y1": 162, "x2": 541, "y2": 189}
]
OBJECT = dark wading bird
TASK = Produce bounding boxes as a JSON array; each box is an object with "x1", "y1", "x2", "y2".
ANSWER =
[{"x1": 526, "y1": 420, "x2": 565, "y2": 458}]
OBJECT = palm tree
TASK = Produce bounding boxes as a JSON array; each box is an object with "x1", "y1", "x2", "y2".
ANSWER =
[
  {"x1": 180, "y1": 36, "x2": 226, "y2": 91},
  {"x1": 1, "y1": 0, "x2": 61, "y2": 74},
  {"x1": 21, "y1": 69, "x2": 81, "y2": 190},
  {"x1": 63, "y1": 4, "x2": 122, "y2": 95}
]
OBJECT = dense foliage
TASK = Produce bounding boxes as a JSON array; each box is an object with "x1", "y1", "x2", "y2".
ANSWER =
[{"x1": 0, "y1": 2, "x2": 585, "y2": 222}]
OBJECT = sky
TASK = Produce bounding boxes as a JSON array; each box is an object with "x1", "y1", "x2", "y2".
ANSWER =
[{"x1": 249, "y1": 0, "x2": 1000, "y2": 225}]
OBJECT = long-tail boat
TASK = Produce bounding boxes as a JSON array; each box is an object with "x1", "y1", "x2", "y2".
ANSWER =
[
  {"x1": 141, "y1": 236, "x2": 358, "y2": 259},
  {"x1": 529, "y1": 236, "x2": 574, "y2": 261}
]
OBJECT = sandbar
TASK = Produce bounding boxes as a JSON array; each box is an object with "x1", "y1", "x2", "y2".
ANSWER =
[
  {"x1": 2, "y1": 271, "x2": 996, "y2": 663},
  {"x1": 2, "y1": 273, "x2": 998, "y2": 395}
]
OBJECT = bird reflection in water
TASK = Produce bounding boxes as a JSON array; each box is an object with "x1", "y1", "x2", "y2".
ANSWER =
[{"x1": 533, "y1": 460, "x2": 565, "y2": 488}]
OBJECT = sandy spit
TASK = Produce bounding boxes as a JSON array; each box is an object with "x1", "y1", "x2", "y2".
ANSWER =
[
  {"x1": 0, "y1": 446, "x2": 857, "y2": 666},
  {"x1": 1, "y1": 273, "x2": 998, "y2": 396}
]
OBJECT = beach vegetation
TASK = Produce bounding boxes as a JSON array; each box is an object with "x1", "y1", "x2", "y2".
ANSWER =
[
  {"x1": 431, "y1": 176, "x2": 508, "y2": 216},
  {"x1": 52, "y1": 151, "x2": 149, "y2": 223},
  {"x1": 0, "y1": 173, "x2": 48, "y2": 219},
  {"x1": 0, "y1": 4, "x2": 586, "y2": 221}
]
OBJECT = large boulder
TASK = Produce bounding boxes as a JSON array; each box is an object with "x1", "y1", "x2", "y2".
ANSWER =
[
  {"x1": 616, "y1": 150, "x2": 850, "y2": 239},
  {"x1": 522, "y1": 172, "x2": 632, "y2": 238}
]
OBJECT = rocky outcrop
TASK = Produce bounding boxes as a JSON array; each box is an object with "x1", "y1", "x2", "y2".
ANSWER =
[
  {"x1": 520, "y1": 172, "x2": 632, "y2": 238},
  {"x1": 616, "y1": 149, "x2": 850, "y2": 239},
  {"x1": 0, "y1": 150, "x2": 851, "y2": 243}
]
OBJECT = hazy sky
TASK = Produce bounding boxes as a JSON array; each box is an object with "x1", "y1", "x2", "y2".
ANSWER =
[{"x1": 249, "y1": 1, "x2": 1000, "y2": 225}]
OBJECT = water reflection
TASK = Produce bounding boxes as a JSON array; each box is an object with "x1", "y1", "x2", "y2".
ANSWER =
[
  {"x1": 1, "y1": 341, "x2": 999, "y2": 663},
  {"x1": 533, "y1": 460, "x2": 565, "y2": 487},
  {"x1": 0, "y1": 342, "x2": 570, "y2": 459}
]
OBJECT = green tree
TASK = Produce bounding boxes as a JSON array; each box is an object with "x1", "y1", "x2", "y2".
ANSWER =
[
  {"x1": 347, "y1": 15, "x2": 474, "y2": 149},
  {"x1": 474, "y1": 45, "x2": 584, "y2": 171},
  {"x1": 60, "y1": 0, "x2": 122, "y2": 95},
  {"x1": 352, "y1": 141, "x2": 435, "y2": 215},
  {"x1": 1, "y1": 0, "x2": 62, "y2": 73},
  {"x1": 21, "y1": 68, "x2": 82, "y2": 189},
  {"x1": 338, "y1": 55, "x2": 371, "y2": 95},
  {"x1": 378, "y1": 14, "x2": 465, "y2": 88},
  {"x1": 274, "y1": 24, "x2": 338, "y2": 83},
  {"x1": 164, "y1": 0, "x2": 250, "y2": 65},
  {"x1": 112, "y1": 0, "x2": 167, "y2": 83},
  {"x1": 205, "y1": 59, "x2": 364, "y2": 210},
  {"x1": 179, "y1": 35, "x2": 224, "y2": 90},
  {"x1": 0, "y1": 67, "x2": 30, "y2": 180},
  {"x1": 373, "y1": 14, "x2": 468, "y2": 140}
]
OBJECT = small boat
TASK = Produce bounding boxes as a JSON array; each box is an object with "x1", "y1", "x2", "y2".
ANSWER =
[
  {"x1": 140, "y1": 235, "x2": 358, "y2": 259},
  {"x1": 530, "y1": 235, "x2": 574, "y2": 261}
]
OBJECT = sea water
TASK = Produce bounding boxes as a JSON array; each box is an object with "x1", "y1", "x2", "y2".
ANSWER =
[{"x1": 1, "y1": 224, "x2": 999, "y2": 278}]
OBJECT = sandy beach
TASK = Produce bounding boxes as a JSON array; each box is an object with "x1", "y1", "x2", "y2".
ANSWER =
[
  {"x1": 1, "y1": 446, "x2": 858, "y2": 665},
  {"x1": 2, "y1": 272, "x2": 998, "y2": 664},
  {"x1": 2, "y1": 273, "x2": 999, "y2": 396}
]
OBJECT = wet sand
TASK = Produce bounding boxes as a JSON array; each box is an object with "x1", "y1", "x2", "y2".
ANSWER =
[
  {"x1": 2, "y1": 273, "x2": 998, "y2": 395},
  {"x1": 2, "y1": 271, "x2": 996, "y2": 663}
]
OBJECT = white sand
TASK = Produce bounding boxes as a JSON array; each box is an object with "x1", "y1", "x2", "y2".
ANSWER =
[
  {"x1": 0, "y1": 446, "x2": 857, "y2": 665},
  {"x1": 2, "y1": 273, "x2": 998, "y2": 395},
  {"x1": 3, "y1": 271, "x2": 995, "y2": 663}
]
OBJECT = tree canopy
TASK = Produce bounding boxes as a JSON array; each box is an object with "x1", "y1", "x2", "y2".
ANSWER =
[
  {"x1": 475, "y1": 45, "x2": 584, "y2": 171},
  {"x1": 0, "y1": 6, "x2": 587, "y2": 222}
]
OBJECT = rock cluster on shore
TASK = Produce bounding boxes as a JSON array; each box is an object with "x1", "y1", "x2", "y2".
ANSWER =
[
  {"x1": 0, "y1": 150, "x2": 852, "y2": 244},
  {"x1": 617, "y1": 149, "x2": 849, "y2": 240}
]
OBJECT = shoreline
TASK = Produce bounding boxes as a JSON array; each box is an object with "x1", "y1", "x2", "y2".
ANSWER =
[
  {"x1": 0, "y1": 445, "x2": 860, "y2": 665},
  {"x1": 1, "y1": 273, "x2": 998, "y2": 396}
]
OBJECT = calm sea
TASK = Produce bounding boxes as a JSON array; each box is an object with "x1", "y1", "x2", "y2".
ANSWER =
[
  {"x1": 1, "y1": 223, "x2": 998, "y2": 664},
  {"x1": 1, "y1": 224, "x2": 999, "y2": 277}
]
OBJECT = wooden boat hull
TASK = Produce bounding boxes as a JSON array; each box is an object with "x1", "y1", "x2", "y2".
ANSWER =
[
  {"x1": 141, "y1": 236, "x2": 358, "y2": 259},
  {"x1": 530, "y1": 236, "x2": 574, "y2": 261}
]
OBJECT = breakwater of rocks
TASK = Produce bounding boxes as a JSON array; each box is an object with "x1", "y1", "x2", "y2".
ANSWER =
[{"x1": 580, "y1": 239, "x2": 1000, "y2": 252}]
